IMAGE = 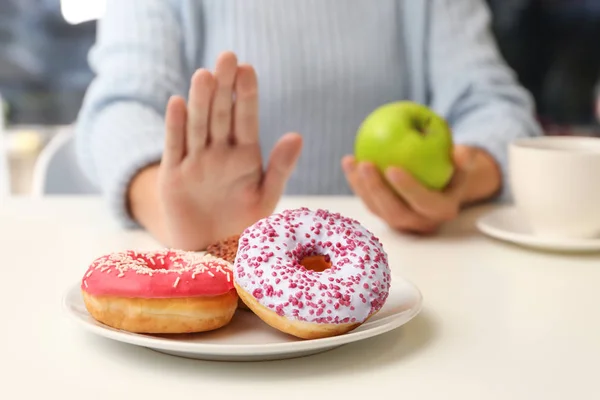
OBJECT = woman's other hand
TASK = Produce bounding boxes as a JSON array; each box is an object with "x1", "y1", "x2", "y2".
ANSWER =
[{"x1": 342, "y1": 145, "x2": 501, "y2": 234}]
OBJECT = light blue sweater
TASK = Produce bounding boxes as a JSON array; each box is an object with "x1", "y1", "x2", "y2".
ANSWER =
[{"x1": 75, "y1": 0, "x2": 542, "y2": 226}]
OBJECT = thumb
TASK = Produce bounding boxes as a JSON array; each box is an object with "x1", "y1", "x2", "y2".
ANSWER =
[
  {"x1": 453, "y1": 145, "x2": 477, "y2": 171},
  {"x1": 261, "y1": 132, "x2": 303, "y2": 210},
  {"x1": 446, "y1": 145, "x2": 477, "y2": 199}
]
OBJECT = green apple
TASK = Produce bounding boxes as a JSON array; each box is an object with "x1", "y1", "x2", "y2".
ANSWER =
[{"x1": 354, "y1": 101, "x2": 454, "y2": 190}]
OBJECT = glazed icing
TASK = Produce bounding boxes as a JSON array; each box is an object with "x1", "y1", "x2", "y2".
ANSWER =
[
  {"x1": 81, "y1": 250, "x2": 234, "y2": 298},
  {"x1": 234, "y1": 208, "x2": 392, "y2": 324}
]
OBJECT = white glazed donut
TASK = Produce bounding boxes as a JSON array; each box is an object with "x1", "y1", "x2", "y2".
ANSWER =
[{"x1": 233, "y1": 207, "x2": 392, "y2": 339}]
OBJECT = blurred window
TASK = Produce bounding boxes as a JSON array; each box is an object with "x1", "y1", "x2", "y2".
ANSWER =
[{"x1": 0, "y1": 0, "x2": 100, "y2": 126}]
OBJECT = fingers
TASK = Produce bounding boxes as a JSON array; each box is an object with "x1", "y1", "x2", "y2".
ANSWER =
[
  {"x1": 210, "y1": 51, "x2": 238, "y2": 145},
  {"x1": 343, "y1": 157, "x2": 438, "y2": 234},
  {"x1": 233, "y1": 64, "x2": 259, "y2": 145},
  {"x1": 382, "y1": 145, "x2": 476, "y2": 220},
  {"x1": 382, "y1": 146, "x2": 474, "y2": 220},
  {"x1": 385, "y1": 167, "x2": 460, "y2": 221},
  {"x1": 186, "y1": 69, "x2": 215, "y2": 154},
  {"x1": 162, "y1": 95, "x2": 188, "y2": 168},
  {"x1": 341, "y1": 156, "x2": 380, "y2": 216},
  {"x1": 261, "y1": 133, "x2": 303, "y2": 211}
]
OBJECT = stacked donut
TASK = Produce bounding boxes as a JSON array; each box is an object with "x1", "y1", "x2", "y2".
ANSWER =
[
  {"x1": 81, "y1": 208, "x2": 392, "y2": 339},
  {"x1": 206, "y1": 235, "x2": 240, "y2": 264}
]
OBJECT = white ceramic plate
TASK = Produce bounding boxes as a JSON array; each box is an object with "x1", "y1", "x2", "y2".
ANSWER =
[
  {"x1": 476, "y1": 207, "x2": 600, "y2": 252},
  {"x1": 63, "y1": 275, "x2": 423, "y2": 361}
]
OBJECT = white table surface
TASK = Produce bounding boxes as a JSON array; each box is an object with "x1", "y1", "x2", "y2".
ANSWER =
[{"x1": 2, "y1": 196, "x2": 599, "y2": 400}]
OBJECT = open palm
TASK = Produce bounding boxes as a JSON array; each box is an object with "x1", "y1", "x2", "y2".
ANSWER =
[{"x1": 157, "y1": 52, "x2": 303, "y2": 250}]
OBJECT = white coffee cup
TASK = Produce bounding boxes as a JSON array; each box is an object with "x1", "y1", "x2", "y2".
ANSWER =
[{"x1": 509, "y1": 136, "x2": 600, "y2": 239}]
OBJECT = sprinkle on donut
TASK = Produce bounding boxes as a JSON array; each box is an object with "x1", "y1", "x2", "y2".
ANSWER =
[
  {"x1": 233, "y1": 208, "x2": 392, "y2": 325},
  {"x1": 81, "y1": 250, "x2": 234, "y2": 299}
]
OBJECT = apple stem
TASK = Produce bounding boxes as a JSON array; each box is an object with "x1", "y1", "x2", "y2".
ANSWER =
[{"x1": 417, "y1": 116, "x2": 432, "y2": 135}]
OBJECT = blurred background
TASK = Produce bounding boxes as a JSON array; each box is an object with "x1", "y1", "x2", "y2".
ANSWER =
[{"x1": 1, "y1": 0, "x2": 599, "y2": 195}]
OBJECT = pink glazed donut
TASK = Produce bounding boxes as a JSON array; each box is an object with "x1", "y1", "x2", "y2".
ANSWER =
[
  {"x1": 81, "y1": 250, "x2": 238, "y2": 334},
  {"x1": 233, "y1": 208, "x2": 392, "y2": 339}
]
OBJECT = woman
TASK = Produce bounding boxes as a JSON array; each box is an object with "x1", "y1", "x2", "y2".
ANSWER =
[{"x1": 75, "y1": 0, "x2": 542, "y2": 251}]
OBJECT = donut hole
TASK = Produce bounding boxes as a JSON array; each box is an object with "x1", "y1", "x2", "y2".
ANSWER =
[{"x1": 299, "y1": 255, "x2": 332, "y2": 272}]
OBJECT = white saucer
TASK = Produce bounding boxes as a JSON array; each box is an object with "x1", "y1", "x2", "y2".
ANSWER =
[
  {"x1": 63, "y1": 275, "x2": 423, "y2": 362},
  {"x1": 476, "y1": 207, "x2": 600, "y2": 252}
]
